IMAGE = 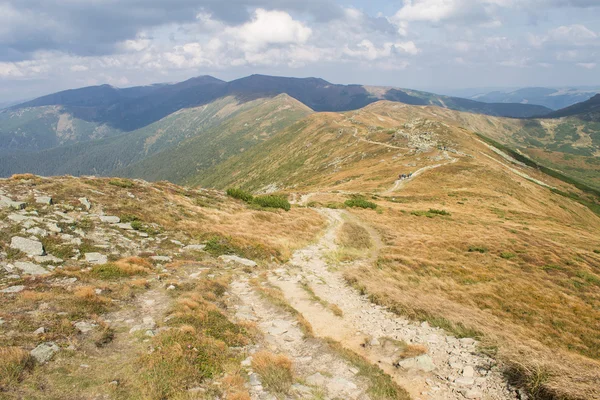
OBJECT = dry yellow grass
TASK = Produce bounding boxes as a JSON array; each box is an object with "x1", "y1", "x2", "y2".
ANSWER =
[
  {"x1": 251, "y1": 351, "x2": 294, "y2": 394},
  {"x1": 337, "y1": 222, "x2": 372, "y2": 249},
  {"x1": 0, "y1": 347, "x2": 33, "y2": 389}
]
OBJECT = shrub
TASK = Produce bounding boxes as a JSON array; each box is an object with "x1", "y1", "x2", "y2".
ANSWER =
[
  {"x1": 468, "y1": 246, "x2": 488, "y2": 253},
  {"x1": 109, "y1": 179, "x2": 134, "y2": 188},
  {"x1": 500, "y1": 251, "x2": 516, "y2": 259},
  {"x1": 226, "y1": 188, "x2": 254, "y2": 203},
  {"x1": 594, "y1": 249, "x2": 600, "y2": 254},
  {"x1": 251, "y1": 351, "x2": 293, "y2": 394},
  {"x1": 345, "y1": 198, "x2": 377, "y2": 210},
  {"x1": 411, "y1": 209, "x2": 450, "y2": 218},
  {"x1": 252, "y1": 195, "x2": 291, "y2": 211}
]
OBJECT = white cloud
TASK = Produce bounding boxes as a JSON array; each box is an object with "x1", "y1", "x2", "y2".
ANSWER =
[
  {"x1": 549, "y1": 24, "x2": 597, "y2": 41},
  {"x1": 70, "y1": 65, "x2": 89, "y2": 72},
  {"x1": 577, "y1": 62, "x2": 596, "y2": 69},
  {"x1": 226, "y1": 9, "x2": 312, "y2": 51}
]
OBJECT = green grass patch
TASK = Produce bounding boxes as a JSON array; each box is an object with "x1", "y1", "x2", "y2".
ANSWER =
[
  {"x1": 226, "y1": 188, "x2": 254, "y2": 203},
  {"x1": 411, "y1": 208, "x2": 451, "y2": 218},
  {"x1": 252, "y1": 195, "x2": 291, "y2": 211},
  {"x1": 468, "y1": 246, "x2": 488, "y2": 254},
  {"x1": 500, "y1": 251, "x2": 516, "y2": 259},
  {"x1": 345, "y1": 198, "x2": 377, "y2": 210},
  {"x1": 108, "y1": 179, "x2": 134, "y2": 188}
]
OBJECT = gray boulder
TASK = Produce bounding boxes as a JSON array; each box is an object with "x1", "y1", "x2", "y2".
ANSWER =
[
  {"x1": 35, "y1": 196, "x2": 52, "y2": 205},
  {"x1": 218, "y1": 254, "x2": 257, "y2": 267},
  {"x1": 0, "y1": 285, "x2": 25, "y2": 293},
  {"x1": 14, "y1": 261, "x2": 48, "y2": 275},
  {"x1": 78, "y1": 197, "x2": 92, "y2": 210},
  {"x1": 10, "y1": 236, "x2": 45, "y2": 256},
  {"x1": 84, "y1": 253, "x2": 108, "y2": 264},
  {"x1": 397, "y1": 354, "x2": 436, "y2": 372},
  {"x1": 30, "y1": 342, "x2": 60, "y2": 363},
  {"x1": 99, "y1": 215, "x2": 120, "y2": 223}
]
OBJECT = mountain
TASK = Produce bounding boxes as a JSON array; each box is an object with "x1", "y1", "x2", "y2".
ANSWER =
[
  {"x1": 465, "y1": 87, "x2": 600, "y2": 110},
  {"x1": 1, "y1": 96, "x2": 600, "y2": 399},
  {"x1": 0, "y1": 94, "x2": 310, "y2": 178},
  {"x1": 543, "y1": 93, "x2": 600, "y2": 120},
  {"x1": 0, "y1": 75, "x2": 552, "y2": 157}
]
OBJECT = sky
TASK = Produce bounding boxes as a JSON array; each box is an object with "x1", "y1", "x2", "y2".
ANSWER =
[{"x1": 0, "y1": 0, "x2": 599, "y2": 102}]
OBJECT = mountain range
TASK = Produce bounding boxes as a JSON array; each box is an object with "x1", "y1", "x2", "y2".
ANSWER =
[
  {"x1": 0, "y1": 74, "x2": 598, "y2": 192},
  {"x1": 460, "y1": 86, "x2": 600, "y2": 110}
]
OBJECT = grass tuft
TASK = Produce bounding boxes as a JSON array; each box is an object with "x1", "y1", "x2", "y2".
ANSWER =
[
  {"x1": 0, "y1": 347, "x2": 34, "y2": 389},
  {"x1": 251, "y1": 351, "x2": 293, "y2": 394}
]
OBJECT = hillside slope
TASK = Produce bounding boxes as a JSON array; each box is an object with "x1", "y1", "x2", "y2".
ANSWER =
[
  {"x1": 0, "y1": 95, "x2": 311, "y2": 178},
  {"x1": 0, "y1": 75, "x2": 551, "y2": 160},
  {"x1": 194, "y1": 100, "x2": 600, "y2": 398}
]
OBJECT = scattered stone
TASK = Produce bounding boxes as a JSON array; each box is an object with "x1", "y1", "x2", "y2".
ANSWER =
[
  {"x1": 150, "y1": 255, "x2": 172, "y2": 262},
  {"x1": 10, "y1": 236, "x2": 45, "y2": 256},
  {"x1": 327, "y1": 377, "x2": 358, "y2": 394},
  {"x1": 34, "y1": 254, "x2": 63, "y2": 264},
  {"x1": 241, "y1": 357, "x2": 252, "y2": 367},
  {"x1": 130, "y1": 317, "x2": 156, "y2": 333},
  {"x1": 116, "y1": 223, "x2": 133, "y2": 230},
  {"x1": 167, "y1": 285, "x2": 176, "y2": 290},
  {"x1": 74, "y1": 321, "x2": 98, "y2": 333},
  {"x1": 306, "y1": 372, "x2": 327, "y2": 386},
  {"x1": 84, "y1": 252, "x2": 108, "y2": 264},
  {"x1": 34, "y1": 327, "x2": 46, "y2": 335},
  {"x1": 78, "y1": 197, "x2": 92, "y2": 210},
  {"x1": 46, "y1": 222, "x2": 62, "y2": 233},
  {"x1": 463, "y1": 365, "x2": 475, "y2": 378},
  {"x1": 218, "y1": 254, "x2": 257, "y2": 267},
  {"x1": 464, "y1": 389, "x2": 483, "y2": 399},
  {"x1": 249, "y1": 373, "x2": 261, "y2": 386},
  {"x1": 99, "y1": 215, "x2": 120, "y2": 224},
  {"x1": 35, "y1": 196, "x2": 52, "y2": 205},
  {"x1": 0, "y1": 285, "x2": 25, "y2": 293},
  {"x1": 26, "y1": 227, "x2": 48, "y2": 237},
  {"x1": 14, "y1": 261, "x2": 48, "y2": 275},
  {"x1": 455, "y1": 377, "x2": 475, "y2": 386},
  {"x1": 30, "y1": 342, "x2": 60, "y2": 363},
  {"x1": 183, "y1": 244, "x2": 206, "y2": 252},
  {"x1": 369, "y1": 337, "x2": 381, "y2": 346},
  {"x1": 397, "y1": 354, "x2": 436, "y2": 372}
]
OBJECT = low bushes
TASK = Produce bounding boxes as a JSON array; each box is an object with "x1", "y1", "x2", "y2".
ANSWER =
[
  {"x1": 226, "y1": 188, "x2": 291, "y2": 211},
  {"x1": 251, "y1": 351, "x2": 294, "y2": 394},
  {"x1": 345, "y1": 198, "x2": 377, "y2": 210}
]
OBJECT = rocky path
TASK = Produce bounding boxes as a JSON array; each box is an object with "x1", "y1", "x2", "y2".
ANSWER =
[
  {"x1": 383, "y1": 155, "x2": 458, "y2": 195},
  {"x1": 229, "y1": 278, "x2": 375, "y2": 400},
  {"x1": 263, "y1": 208, "x2": 517, "y2": 400}
]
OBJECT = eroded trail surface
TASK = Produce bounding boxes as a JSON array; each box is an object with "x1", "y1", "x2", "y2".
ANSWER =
[{"x1": 265, "y1": 208, "x2": 517, "y2": 400}]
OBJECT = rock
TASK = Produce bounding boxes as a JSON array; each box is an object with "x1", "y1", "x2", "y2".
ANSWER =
[
  {"x1": 183, "y1": 244, "x2": 206, "y2": 252},
  {"x1": 0, "y1": 285, "x2": 25, "y2": 293},
  {"x1": 463, "y1": 365, "x2": 475, "y2": 378},
  {"x1": 116, "y1": 223, "x2": 133, "y2": 230},
  {"x1": 78, "y1": 197, "x2": 92, "y2": 210},
  {"x1": 34, "y1": 254, "x2": 63, "y2": 264},
  {"x1": 26, "y1": 227, "x2": 48, "y2": 237},
  {"x1": 306, "y1": 372, "x2": 327, "y2": 386},
  {"x1": 249, "y1": 373, "x2": 261, "y2": 386},
  {"x1": 130, "y1": 317, "x2": 156, "y2": 333},
  {"x1": 46, "y1": 222, "x2": 62, "y2": 233},
  {"x1": 267, "y1": 319, "x2": 290, "y2": 336},
  {"x1": 74, "y1": 321, "x2": 97, "y2": 333},
  {"x1": 464, "y1": 389, "x2": 483, "y2": 399},
  {"x1": 30, "y1": 342, "x2": 60, "y2": 363},
  {"x1": 150, "y1": 255, "x2": 172, "y2": 262},
  {"x1": 34, "y1": 327, "x2": 46, "y2": 335},
  {"x1": 327, "y1": 377, "x2": 358, "y2": 394},
  {"x1": 14, "y1": 261, "x2": 48, "y2": 275},
  {"x1": 35, "y1": 196, "x2": 52, "y2": 205},
  {"x1": 8, "y1": 214, "x2": 29, "y2": 222},
  {"x1": 397, "y1": 354, "x2": 435, "y2": 372},
  {"x1": 99, "y1": 215, "x2": 120, "y2": 224},
  {"x1": 455, "y1": 377, "x2": 475, "y2": 386},
  {"x1": 84, "y1": 252, "x2": 108, "y2": 264},
  {"x1": 10, "y1": 236, "x2": 45, "y2": 256},
  {"x1": 369, "y1": 337, "x2": 381, "y2": 346},
  {"x1": 459, "y1": 338, "x2": 476, "y2": 346},
  {"x1": 241, "y1": 357, "x2": 252, "y2": 367},
  {"x1": 218, "y1": 254, "x2": 257, "y2": 267}
]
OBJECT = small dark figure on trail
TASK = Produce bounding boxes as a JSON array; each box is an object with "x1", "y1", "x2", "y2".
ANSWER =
[{"x1": 408, "y1": 173, "x2": 413, "y2": 178}]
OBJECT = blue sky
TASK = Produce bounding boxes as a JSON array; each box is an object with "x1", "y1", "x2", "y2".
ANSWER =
[{"x1": 0, "y1": 0, "x2": 599, "y2": 101}]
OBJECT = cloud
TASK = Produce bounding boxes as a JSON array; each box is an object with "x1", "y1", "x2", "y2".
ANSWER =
[
  {"x1": 227, "y1": 9, "x2": 312, "y2": 51},
  {"x1": 577, "y1": 62, "x2": 596, "y2": 69}
]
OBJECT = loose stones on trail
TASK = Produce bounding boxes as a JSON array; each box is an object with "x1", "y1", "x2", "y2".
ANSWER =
[
  {"x1": 219, "y1": 254, "x2": 257, "y2": 267},
  {"x1": 0, "y1": 285, "x2": 25, "y2": 293},
  {"x1": 35, "y1": 196, "x2": 52, "y2": 205},
  {"x1": 10, "y1": 236, "x2": 45, "y2": 256}
]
